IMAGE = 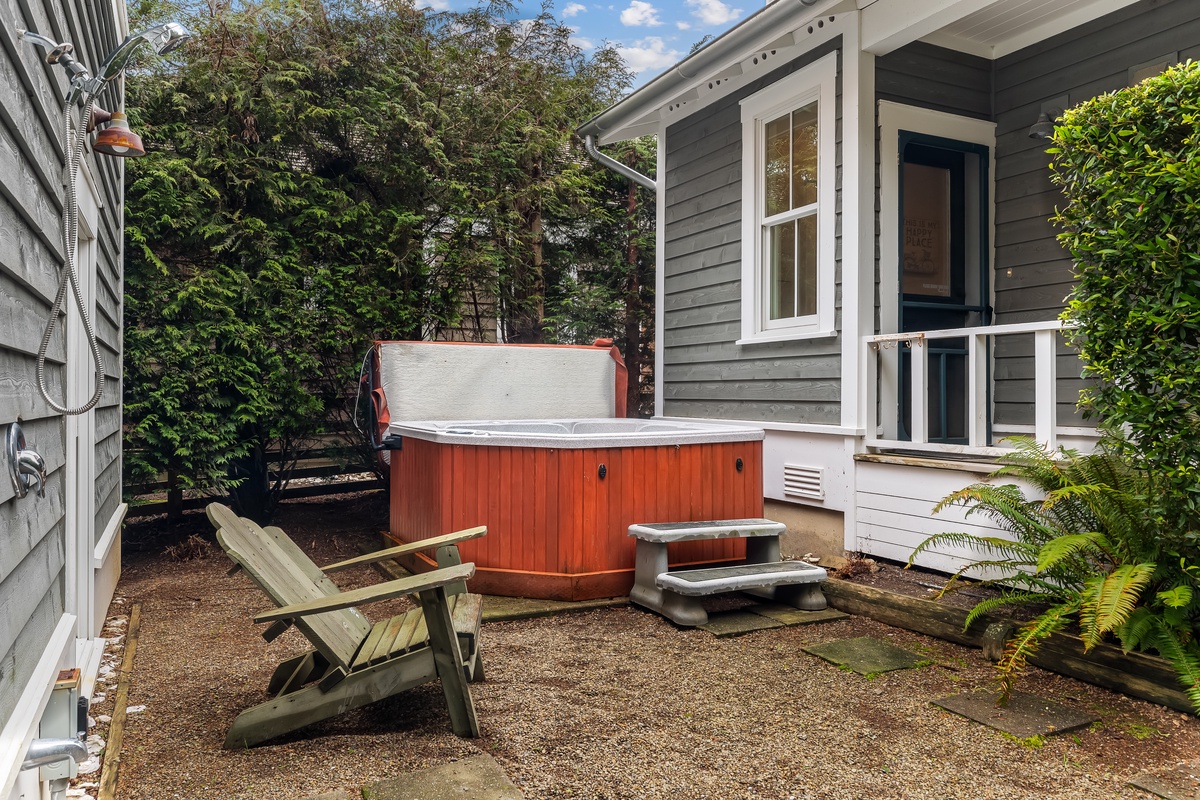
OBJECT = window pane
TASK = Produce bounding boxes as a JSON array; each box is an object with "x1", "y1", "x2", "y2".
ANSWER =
[
  {"x1": 769, "y1": 220, "x2": 796, "y2": 320},
  {"x1": 764, "y1": 115, "x2": 790, "y2": 217},
  {"x1": 791, "y1": 101, "x2": 818, "y2": 208},
  {"x1": 796, "y1": 213, "x2": 817, "y2": 316}
]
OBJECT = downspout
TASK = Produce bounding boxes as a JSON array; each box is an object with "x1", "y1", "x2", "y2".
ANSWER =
[{"x1": 584, "y1": 135, "x2": 656, "y2": 191}]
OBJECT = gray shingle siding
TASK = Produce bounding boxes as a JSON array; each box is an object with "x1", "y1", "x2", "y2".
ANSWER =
[
  {"x1": 0, "y1": 0, "x2": 123, "y2": 725},
  {"x1": 663, "y1": 37, "x2": 843, "y2": 424}
]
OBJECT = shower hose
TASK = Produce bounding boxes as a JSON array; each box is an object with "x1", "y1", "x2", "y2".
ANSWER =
[{"x1": 36, "y1": 96, "x2": 107, "y2": 416}]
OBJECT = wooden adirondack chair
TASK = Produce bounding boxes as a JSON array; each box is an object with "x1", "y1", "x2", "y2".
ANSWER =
[{"x1": 205, "y1": 503, "x2": 487, "y2": 749}]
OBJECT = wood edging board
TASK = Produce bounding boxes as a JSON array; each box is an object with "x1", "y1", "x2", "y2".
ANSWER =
[
  {"x1": 98, "y1": 603, "x2": 142, "y2": 800},
  {"x1": 822, "y1": 579, "x2": 1195, "y2": 715}
]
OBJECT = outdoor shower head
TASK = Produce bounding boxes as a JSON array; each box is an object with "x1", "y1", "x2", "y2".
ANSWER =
[
  {"x1": 95, "y1": 22, "x2": 191, "y2": 86},
  {"x1": 18, "y1": 22, "x2": 192, "y2": 105}
]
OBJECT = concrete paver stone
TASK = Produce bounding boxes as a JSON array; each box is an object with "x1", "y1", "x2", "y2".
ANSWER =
[
  {"x1": 802, "y1": 636, "x2": 931, "y2": 675},
  {"x1": 748, "y1": 604, "x2": 849, "y2": 626},
  {"x1": 698, "y1": 610, "x2": 784, "y2": 637},
  {"x1": 481, "y1": 595, "x2": 627, "y2": 623},
  {"x1": 932, "y1": 690, "x2": 1100, "y2": 739},
  {"x1": 361, "y1": 754, "x2": 524, "y2": 800},
  {"x1": 1128, "y1": 760, "x2": 1200, "y2": 800}
]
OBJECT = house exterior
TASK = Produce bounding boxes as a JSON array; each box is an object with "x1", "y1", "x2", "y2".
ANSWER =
[
  {"x1": 579, "y1": 0, "x2": 1198, "y2": 571},
  {"x1": 0, "y1": 1, "x2": 128, "y2": 796}
]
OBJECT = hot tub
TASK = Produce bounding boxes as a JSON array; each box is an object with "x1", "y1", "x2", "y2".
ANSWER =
[{"x1": 386, "y1": 418, "x2": 766, "y2": 600}]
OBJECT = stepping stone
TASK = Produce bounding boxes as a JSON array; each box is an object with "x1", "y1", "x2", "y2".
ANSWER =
[
  {"x1": 749, "y1": 603, "x2": 849, "y2": 626},
  {"x1": 362, "y1": 754, "x2": 524, "y2": 800},
  {"x1": 932, "y1": 690, "x2": 1099, "y2": 739},
  {"x1": 1129, "y1": 760, "x2": 1200, "y2": 800},
  {"x1": 699, "y1": 610, "x2": 784, "y2": 637},
  {"x1": 803, "y1": 636, "x2": 930, "y2": 675},
  {"x1": 481, "y1": 595, "x2": 627, "y2": 623}
]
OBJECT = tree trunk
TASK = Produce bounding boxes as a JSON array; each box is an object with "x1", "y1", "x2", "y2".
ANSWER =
[{"x1": 508, "y1": 205, "x2": 546, "y2": 343}]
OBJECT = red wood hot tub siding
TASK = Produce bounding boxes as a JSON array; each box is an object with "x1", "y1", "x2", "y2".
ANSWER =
[{"x1": 388, "y1": 436, "x2": 764, "y2": 600}]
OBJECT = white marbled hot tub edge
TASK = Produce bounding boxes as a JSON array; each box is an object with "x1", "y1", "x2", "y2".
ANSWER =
[{"x1": 386, "y1": 418, "x2": 765, "y2": 449}]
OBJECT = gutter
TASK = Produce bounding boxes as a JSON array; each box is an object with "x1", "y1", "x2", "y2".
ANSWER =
[
  {"x1": 584, "y1": 135, "x2": 656, "y2": 191},
  {"x1": 577, "y1": 0, "x2": 835, "y2": 144}
]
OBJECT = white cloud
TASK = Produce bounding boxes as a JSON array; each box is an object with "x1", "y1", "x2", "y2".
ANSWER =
[
  {"x1": 569, "y1": 26, "x2": 595, "y2": 50},
  {"x1": 563, "y1": 2, "x2": 586, "y2": 17},
  {"x1": 620, "y1": 0, "x2": 663, "y2": 27},
  {"x1": 416, "y1": 0, "x2": 450, "y2": 9},
  {"x1": 686, "y1": 0, "x2": 741, "y2": 26},
  {"x1": 617, "y1": 36, "x2": 682, "y2": 74},
  {"x1": 676, "y1": 20, "x2": 691, "y2": 29}
]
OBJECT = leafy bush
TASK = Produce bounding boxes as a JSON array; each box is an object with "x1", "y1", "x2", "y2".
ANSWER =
[
  {"x1": 123, "y1": 0, "x2": 648, "y2": 519},
  {"x1": 910, "y1": 437, "x2": 1200, "y2": 712},
  {"x1": 1049, "y1": 60, "x2": 1200, "y2": 538}
]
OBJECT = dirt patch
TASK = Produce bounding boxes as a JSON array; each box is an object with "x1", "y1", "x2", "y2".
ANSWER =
[
  {"x1": 834, "y1": 554, "x2": 1026, "y2": 612},
  {"x1": 105, "y1": 493, "x2": 1198, "y2": 799}
]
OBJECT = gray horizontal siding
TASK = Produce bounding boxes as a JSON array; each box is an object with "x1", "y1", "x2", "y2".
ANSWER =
[
  {"x1": 876, "y1": 42, "x2": 992, "y2": 121},
  {"x1": 991, "y1": 0, "x2": 1200, "y2": 429},
  {"x1": 663, "y1": 37, "x2": 843, "y2": 425},
  {"x1": 0, "y1": 0, "x2": 123, "y2": 728}
]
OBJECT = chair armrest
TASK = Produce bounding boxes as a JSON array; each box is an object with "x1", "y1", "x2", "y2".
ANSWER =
[
  {"x1": 320, "y1": 526, "x2": 487, "y2": 573},
  {"x1": 254, "y1": 562, "x2": 476, "y2": 623}
]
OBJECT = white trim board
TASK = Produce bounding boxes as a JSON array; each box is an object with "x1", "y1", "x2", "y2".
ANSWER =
[
  {"x1": 876, "y1": 101, "x2": 997, "y2": 441},
  {"x1": 655, "y1": 127, "x2": 666, "y2": 418},
  {"x1": 0, "y1": 616, "x2": 76, "y2": 800},
  {"x1": 92, "y1": 502, "x2": 127, "y2": 569},
  {"x1": 738, "y1": 50, "x2": 839, "y2": 345}
]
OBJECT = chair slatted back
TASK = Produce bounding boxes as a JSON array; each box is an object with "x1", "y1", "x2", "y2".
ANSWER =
[{"x1": 207, "y1": 504, "x2": 371, "y2": 670}]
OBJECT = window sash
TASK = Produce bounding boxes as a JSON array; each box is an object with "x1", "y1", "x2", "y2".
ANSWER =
[{"x1": 738, "y1": 50, "x2": 837, "y2": 343}]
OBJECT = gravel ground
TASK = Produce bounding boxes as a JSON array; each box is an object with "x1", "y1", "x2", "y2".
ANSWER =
[{"x1": 105, "y1": 493, "x2": 1199, "y2": 800}]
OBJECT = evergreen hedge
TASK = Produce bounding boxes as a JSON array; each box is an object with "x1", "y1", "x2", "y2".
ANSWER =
[{"x1": 1050, "y1": 60, "x2": 1200, "y2": 536}]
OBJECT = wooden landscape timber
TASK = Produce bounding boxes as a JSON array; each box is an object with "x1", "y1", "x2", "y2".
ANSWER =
[{"x1": 823, "y1": 578, "x2": 1195, "y2": 715}]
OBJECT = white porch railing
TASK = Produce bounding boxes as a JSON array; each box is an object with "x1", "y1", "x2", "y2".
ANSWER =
[{"x1": 864, "y1": 319, "x2": 1078, "y2": 457}]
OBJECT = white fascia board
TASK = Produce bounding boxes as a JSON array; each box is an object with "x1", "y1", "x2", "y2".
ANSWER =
[
  {"x1": 579, "y1": 0, "x2": 853, "y2": 145},
  {"x1": 861, "y1": 0, "x2": 999, "y2": 55}
]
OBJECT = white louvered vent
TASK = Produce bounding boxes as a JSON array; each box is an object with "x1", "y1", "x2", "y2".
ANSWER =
[{"x1": 783, "y1": 464, "x2": 824, "y2": 500}]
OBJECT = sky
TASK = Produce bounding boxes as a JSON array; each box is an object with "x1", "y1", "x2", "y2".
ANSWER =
[{"x1": 422, "y1": 0, "x2": 751, "y2": 86}]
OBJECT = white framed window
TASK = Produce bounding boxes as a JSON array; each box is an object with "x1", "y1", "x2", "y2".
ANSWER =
[{"x1": 738, "y1": 51, "x2": 837, "y2": 344}]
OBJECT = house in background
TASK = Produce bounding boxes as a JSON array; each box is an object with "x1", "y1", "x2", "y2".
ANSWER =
[
  {"x1": 0, "y1": 0, "x2": 129, "y2": 796},
  {"x1": 579, "y1": 0, "x2": 1198, "y2": 571}
]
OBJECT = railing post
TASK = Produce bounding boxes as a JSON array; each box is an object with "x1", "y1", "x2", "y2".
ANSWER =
[
  {"x1": 865, "y1": 337, "x2": 879, "y2": 441},
  {"x1": 909, "y1": 338, "x2": 927, "y2": 444},
  {"x1": 968, "y1": 331, "x2": 988, "y2": 447},
  {"x1": 1034, "y1": 329, "x2": 1057, "y2": 451}
]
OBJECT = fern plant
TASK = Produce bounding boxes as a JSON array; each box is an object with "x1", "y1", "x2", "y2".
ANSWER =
[{"x1": 908, "y1": 436, "x2": 1200, "y2": 712}]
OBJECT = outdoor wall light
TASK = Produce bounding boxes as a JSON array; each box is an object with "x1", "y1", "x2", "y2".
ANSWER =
[
  {"x1": 92, "y1": 112, "x2": 146, "y2": 157},
  {"x1": 87, "y1": 105, "x2": 112, "y2": 132},
  {"x1": 1029, "y1": 95, "x2": 1069, "y2": 141},
  {"x1": 1028, "y1": 111, "x2": 1055, "y2": 140}
]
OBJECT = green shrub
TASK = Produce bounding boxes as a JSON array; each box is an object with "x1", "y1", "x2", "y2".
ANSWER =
[
  {"x1": 1049, "y1": 60, "x2": 1200, "y2": 537},
  {"x1": 910, "y1": 437, "x2": 1200, "y2": 712}
]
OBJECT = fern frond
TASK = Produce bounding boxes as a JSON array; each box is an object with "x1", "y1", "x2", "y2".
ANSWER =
[
  {"x1": 1036, "y1": 532, "x2": 1112, "y2": 572},
  {"x1": 962, "y1": 592, "x2": 1058, "y2": 630},
  {"x1": 906, "y1": 531, "x2": 1031, "y2": 567},
  {"x1": 995, "y1": 601, "x2": 1078, "y2": 704},
  {"x1": 1142, "y1": 621, "x2": 1200, "y2": 715},
  {"x1": 1157, "y1": 585, "x2": 1194, "y2": 608},
  {"x1": 1078, "y1": 563, "x2": 1156, "y2": 649}
]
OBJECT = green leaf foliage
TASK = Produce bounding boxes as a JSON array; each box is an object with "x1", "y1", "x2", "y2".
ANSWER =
[
  {"x1": 123, "y1": 0, "x2": 650, "y2": 518},
  {"x1": 913, "y1": 436, "x2": 1200, "y2": 713},
  {"x1": 1050, "y1": 60, "x2": 1200, "y2": 538}
]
